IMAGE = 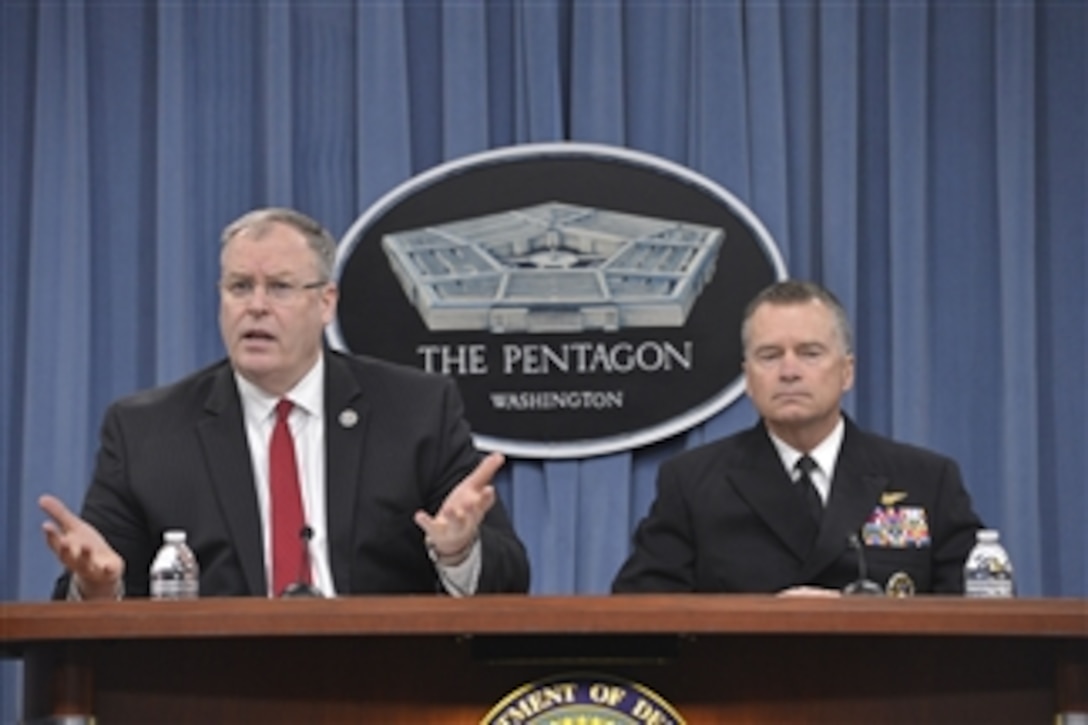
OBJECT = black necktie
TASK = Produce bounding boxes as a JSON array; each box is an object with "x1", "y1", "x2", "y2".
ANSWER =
[{"x1": 796, "y1": 455, "x2": 823, "y2": 523}]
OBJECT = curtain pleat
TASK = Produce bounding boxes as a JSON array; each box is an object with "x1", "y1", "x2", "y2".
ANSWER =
[
  {"x1": 261, "y1": 2, "x2": 295, "y2": 205},
  {"x1": 357, "y1": 1, "x2": 412, "y2": 209},
  {"x1": 687, "y1": 2, "x2": 749, "y2": 192},
  {"x1": 570, "y1": 0, "x2": 625, "y2": 144},
  {"x1": 1037, "y1": 5, "x2": 1087, "y2": 596},
  {"x1": 153, "y1": 1, "x2": 201, "y2": 382},
  {"x1": 886, "y1": 1, "x2": 930, "y2": 441},
  {"x1": 441, "y1": 0, "x2": 489, "y2": 158},
  {"x1": 19, "y1": 0, "x2": 94, "y2": 596},
  {"x1": 817, "y1": 3, "x2": 860, "y2": 322},
  {"x1": 511, "y1": 0, "x2": 565, "y2": 142},
  {"x1": 994, "y1": 2, "x2": 1042, "y2": 594}
]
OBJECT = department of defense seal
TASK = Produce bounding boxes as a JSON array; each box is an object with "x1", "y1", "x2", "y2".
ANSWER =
[{"x1": 480, "y1": 672, "x2": 685, "y2": 724}]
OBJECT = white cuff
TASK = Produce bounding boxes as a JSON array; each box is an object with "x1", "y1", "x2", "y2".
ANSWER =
[{"x1": 431, "y1": 538, "x2": 482, "y2": 597}]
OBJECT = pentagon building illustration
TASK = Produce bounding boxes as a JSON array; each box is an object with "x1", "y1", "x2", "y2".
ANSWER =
[{"x1": 381, "y1": 202, "x2": 724, "y2": 333}]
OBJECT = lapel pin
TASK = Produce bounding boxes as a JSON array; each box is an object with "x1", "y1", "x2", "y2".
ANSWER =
[{"x1": 339, "y1": 409, "x2": 359, "y2": 428}]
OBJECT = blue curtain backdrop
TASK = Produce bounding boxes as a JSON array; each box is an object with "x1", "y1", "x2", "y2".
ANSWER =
[{"x1": 2, "y1": 0, "x2": 1086, "y2": 717}]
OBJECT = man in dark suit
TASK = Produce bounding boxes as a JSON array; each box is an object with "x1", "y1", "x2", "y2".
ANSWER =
[
  {"x1": 613, "y1": 280, "x2": 982, "y2": 595},
  {"x1": 40, "y1": 207, "x2": 529, "y2": 599}
]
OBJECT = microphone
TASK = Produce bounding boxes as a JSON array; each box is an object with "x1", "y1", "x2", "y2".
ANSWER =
[
  {"x1": 281, "y1": 525, "x2": 323, "y2": 598},
  {"x1": 842, "y1": 534, "x2": 884, "y2": 596}
]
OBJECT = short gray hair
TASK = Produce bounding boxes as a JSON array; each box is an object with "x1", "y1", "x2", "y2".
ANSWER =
[
  {"x1": 220, "y1": 207, "x2": 337, "y2": 280},
  {"x1": 741, "y1": 280, "x2": 854, "y2": 354}
]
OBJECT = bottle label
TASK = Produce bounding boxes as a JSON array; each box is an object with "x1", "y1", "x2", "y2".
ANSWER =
[
  {"x1": 150, "y1": 577, "x2": 199, "y2": 599},
  {"x1": 964, "y1": 578, "x2": 1014, "y2": 598}
]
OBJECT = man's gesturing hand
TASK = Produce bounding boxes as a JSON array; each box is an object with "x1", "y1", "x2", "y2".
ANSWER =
[
  {"x1": 40, "y1": 494, "x2": 125, "y2": 600},
  {"x1": 414, "y1": 452, "x2": 504, "y2": 566}
]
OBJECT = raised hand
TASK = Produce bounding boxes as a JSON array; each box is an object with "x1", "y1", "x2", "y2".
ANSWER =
[
  {"x1": 413, "y1": 452, "x2": 504, "y2": 565},
  {"x1": 40, "y1": 494, "x2": 124, "y2": 600}
]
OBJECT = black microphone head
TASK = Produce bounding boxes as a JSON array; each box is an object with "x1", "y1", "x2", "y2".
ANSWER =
[
  {"x1": 281, "y1": 581, "x2": 324, "y2": 598},
  {"x1": 843, "y1": 579, "x2": 885, "y2": 596}
]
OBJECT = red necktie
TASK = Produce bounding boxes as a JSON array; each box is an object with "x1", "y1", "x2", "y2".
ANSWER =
[{"x1": 270, "y1": 399, "x2": 309, "y2": 596}]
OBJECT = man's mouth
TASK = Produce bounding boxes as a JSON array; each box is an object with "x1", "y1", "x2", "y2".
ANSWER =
[{"x1": 241, "y1": 330, "x2": 276, "y2": 344}]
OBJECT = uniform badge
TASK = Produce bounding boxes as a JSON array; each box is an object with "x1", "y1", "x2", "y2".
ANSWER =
[
  {"x1": 862, "y1": 502, "x2": 931, "y2": 548},
  {"x1": 886, "y1": 571, "x2": 916, "y2": 597},
  {"x1": 880, "y1": 491, "x2": 908, "y2": 506}
]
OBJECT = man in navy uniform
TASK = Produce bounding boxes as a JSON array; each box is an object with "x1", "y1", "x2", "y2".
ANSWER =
[{"x1": 614, "y1": 280, "x2": 982, "y2": 595}]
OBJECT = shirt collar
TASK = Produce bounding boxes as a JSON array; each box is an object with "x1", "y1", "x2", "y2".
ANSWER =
[
  {"x1": 235, "y1": 355, "x2": 325, "y2": 424},
  {"x1": 769, "y1": 416, "x2": 846, "y2": 479}
]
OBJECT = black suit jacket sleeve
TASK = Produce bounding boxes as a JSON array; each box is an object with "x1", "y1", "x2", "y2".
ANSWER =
[
  {"x1": 409, "y1": 366, "x2": 530, "y2": 595},
  {"x1": 611, "y1": 455, "x2": 702, "y2": 592},
  {"x1": 322, "y1": 353, "x2": 529, "y2": 595},
  {"x1": 924, "y1": 456, "x2": 982, "y2": 593}
]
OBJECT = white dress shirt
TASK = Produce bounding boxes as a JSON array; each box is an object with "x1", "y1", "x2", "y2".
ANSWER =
[
  {"x1": 768, "y1": 417, "x2": 846, "y2": 505},
  {"x1": 236, "y1": 355, "x2": 480, "y2": 597},
  {"x1": 237, "y1": 358, "x2": 334, "y2": 596}
]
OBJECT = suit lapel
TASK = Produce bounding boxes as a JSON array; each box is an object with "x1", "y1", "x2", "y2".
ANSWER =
[
  {"x1": 729, "y1": 425, "x2": 820, "y2": 561},
  {"x1": 323, "y1": 353, "x2": 368, "y2": 593},
  {"x1": 799, "y1": 422, "x2": 888, "y2": 581},
  {"x1": 196, "y1": 365, "x2": 266, "y2": 596}
]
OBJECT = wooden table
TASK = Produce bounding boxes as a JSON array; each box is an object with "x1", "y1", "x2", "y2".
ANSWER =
[{"x1": 2, "y1": 595, "x2": 1085, "y2": 723}]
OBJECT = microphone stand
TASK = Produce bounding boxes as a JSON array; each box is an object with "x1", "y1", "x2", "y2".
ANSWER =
[
  {"x1": 281, "y1": 525, "x2": 324, "y2": 598},
  {"x1": 842, "y1": 534, "x2": 884, "y2": 596}
]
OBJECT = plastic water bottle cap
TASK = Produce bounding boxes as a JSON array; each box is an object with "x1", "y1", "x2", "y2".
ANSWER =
[
  {"x1": 976, "y1": 529, "x2": 999, "y2": 543},
  {"x1": 163, "y1": 530, "x2": 187, "y2": 544}
]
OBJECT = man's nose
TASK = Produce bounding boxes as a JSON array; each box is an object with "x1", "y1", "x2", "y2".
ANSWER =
[
  {"x1": 777, "y1": 352, "x2": 802, "y2": 378},
  {"x1": 245, "y1": 286, "x2": 272, "y2": 312}
]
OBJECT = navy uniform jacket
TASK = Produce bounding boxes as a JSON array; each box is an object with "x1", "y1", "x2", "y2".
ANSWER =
[
  {"x1": 613, "y1": 418, "x2": 982, "y2": 594},
  {"x1": 55, "y1": 350, "x2": 529, "y2": 598}
]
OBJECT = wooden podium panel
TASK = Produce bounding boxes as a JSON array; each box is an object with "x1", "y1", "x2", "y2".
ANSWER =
[{"x1": 2, "y1": 595, "x2": 1086, "y2": 723}]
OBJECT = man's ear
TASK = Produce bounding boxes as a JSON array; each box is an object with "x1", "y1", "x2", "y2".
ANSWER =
[
  {"x1": 841, "y1": 354, "x2": 856, "y2": 393},
  {"x1": 321, "y1": 284, "x2": 339, "y2": 324}
]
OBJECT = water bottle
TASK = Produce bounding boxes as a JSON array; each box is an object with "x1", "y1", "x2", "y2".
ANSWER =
[
  {"x1": 963, "y1": 529, "x2": 1014, "y2": 598},
  {"x1": 149, "y1": 530, "x2": 200, "y2": 600}
]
